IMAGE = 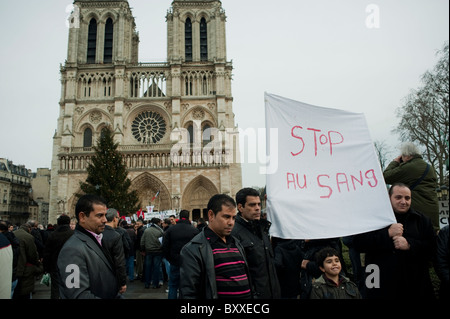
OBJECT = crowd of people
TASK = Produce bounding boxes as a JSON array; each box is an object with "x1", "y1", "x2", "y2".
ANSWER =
[{"x1": 0, "y1": 143, "x2": 448, "y2": 300}]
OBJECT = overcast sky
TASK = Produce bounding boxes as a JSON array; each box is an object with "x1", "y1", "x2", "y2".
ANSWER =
[{"x1": 0, "y1": 0, "x2": 448, "y2": 187}]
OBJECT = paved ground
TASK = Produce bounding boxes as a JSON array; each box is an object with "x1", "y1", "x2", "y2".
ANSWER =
[{"x1": 32, "y1": 277, "x2": 170, "y2": 299}]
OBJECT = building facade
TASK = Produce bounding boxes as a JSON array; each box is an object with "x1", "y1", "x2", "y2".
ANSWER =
[
  {"x1": 30, "y1": 168, "x2": 51, "y2": 226},
  {"x1": 0, "y1": 158, "x2": 32, "y2": 225},
  {"x1": 49, "y1": 0, "x2": 242, "y2": 222}
]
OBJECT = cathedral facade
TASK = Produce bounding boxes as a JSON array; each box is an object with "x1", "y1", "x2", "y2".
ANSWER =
[{"x1": 49, "y1": 0, "x2": 242, "y2": 222}]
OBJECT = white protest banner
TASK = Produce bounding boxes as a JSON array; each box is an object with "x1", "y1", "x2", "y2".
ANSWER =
[
  {"x1": 265, "y1": 92, "x2": 396, "y2": 239},
  {"x1": 144, "y1": 210, "x2": 178, "y2": 221}
]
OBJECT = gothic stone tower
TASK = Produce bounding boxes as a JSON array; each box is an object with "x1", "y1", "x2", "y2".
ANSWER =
[{"x1": 49, "y1": 0, "x2": 242, "y2": 222}]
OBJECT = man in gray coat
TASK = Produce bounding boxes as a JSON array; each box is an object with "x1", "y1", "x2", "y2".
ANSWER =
[{"x1": 58, "y1": 194, "x2": 120, "y2": 299}]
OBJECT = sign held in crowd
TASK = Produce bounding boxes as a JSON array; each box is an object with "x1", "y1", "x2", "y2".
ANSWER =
[{"x1": 264, "y1": 93, "x2": 396, "y2": 239}]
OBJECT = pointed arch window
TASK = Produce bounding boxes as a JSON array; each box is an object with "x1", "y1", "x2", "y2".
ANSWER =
[
  {"x1": 104, "y1": 18, "x2": 113, "y2": 63},
  {"x1": 200, "y1": 17, "x2": 208, "y2": 61},
  {"x1": 87, "y1": 18, "x2": 97, "y2": 63},
  {"x1": 187, "y1": 124, "x2": 194, "y2": 144},
  {"x1": 185, "y1": 18, "x2": 193, "y2": 62},
  {"x1": 83, "y1": 128, "x2": 93, "y2": 148}
]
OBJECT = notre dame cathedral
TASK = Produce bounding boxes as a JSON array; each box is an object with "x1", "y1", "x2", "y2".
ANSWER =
[{"x1": 49, "y1": 0, "x2": 242, "y2": 222}]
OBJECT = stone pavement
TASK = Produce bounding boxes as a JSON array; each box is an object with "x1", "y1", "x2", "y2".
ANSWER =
[{"x1": 32, "y1": 277, "x2": 170, "y2": 299}]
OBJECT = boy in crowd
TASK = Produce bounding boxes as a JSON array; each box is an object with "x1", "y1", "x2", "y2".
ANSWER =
[{"x1": 310, "y1": 247, "x2": 361, "y2": 299}]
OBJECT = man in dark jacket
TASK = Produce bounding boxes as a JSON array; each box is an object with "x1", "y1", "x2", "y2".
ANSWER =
[
  {"x1": 231, "y1": 188, "x2": 281, "y2": 299},
  {"x1": 162, "y1": 209, "x2": 199, "y2": 299},
  {"x1": 180, "y1": 194, "x2": 252, "y2": 299},
  {"x1": 135, "y1": 219, "x2": 145, "y2": 281},
  {"x1": 103, "y1": 208, "x2": 127, "y2": 294},
  {"x1": 43, "y1": 214, "x2": 74, "y2": 299},
  {"x1": 273, "y1": 239, "x2": 302, "y2": 299},
  {"x1": 354, "y1": 183, "x2": 436, "y2": 299},
  {"x1": 58, "y1": 194, "x2": 119, "y2": 299}
]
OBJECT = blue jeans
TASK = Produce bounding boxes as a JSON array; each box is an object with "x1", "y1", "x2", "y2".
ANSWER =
[
  {"x1": 126, "y1": 255, "x2": 135, "y2": 281},
  {"x1": 168, "y1": 264, "x2": 180, "y2": 299},
  {"x1": 163, "y1": 258, "x2": 171, "y2": 282},
  {"x1": 144, "y1": 252, "x2": 163, "y2": 288}
]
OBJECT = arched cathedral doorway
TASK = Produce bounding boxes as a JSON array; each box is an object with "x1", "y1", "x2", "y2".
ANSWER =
[
  {"x1": 131, "y1": 173, "x2": 171, "y2": 212},
  {"x1": 182, "y1": 175, "x2": 219, "y2": 221}
]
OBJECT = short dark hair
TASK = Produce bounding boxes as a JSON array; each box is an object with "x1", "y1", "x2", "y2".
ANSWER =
[
  {"x1": 57, "y1": 214, "x2": 71, "y2": 226},
  {"x1": 316, "y1": 247, "x2": 340, "y2": 267},
  {"x1": 236, "y1": 187, "x2": 260, "y2": 207},
  {"x1": 388, "y1": 183, "x2": 410, "y2": 197},
  {"x1": 207, "y1": 194, "x2": 236, "y2": 216},
  {"x1": 179, "y1": 209, "x2": 190, "y2": 219},
  {"x1": 75, "y1": 194, "x2": 107, "y2": 221},
  {"x1": 0, "y1": 220, "x2": 8, "y2": 232},
  {"x1": 151, "y1": 217, "x2": 161, "y2": 225}
]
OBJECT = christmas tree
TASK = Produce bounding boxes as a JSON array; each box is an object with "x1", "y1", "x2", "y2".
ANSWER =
[{"x1": 79, "y1": 126, "x2": 140, "y2": 215}]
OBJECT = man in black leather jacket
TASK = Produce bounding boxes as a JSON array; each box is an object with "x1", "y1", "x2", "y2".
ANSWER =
[{"x1": 231, "y1": 188, "x2": 281, "y2": 299}]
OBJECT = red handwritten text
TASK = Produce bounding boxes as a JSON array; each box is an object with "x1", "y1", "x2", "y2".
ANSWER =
[
  {"x1": 291, "y1": 126, "x2": 344, "y2": 157},
  {"x1": 286, "y1": 169, "x2": 378, "y2": 199}
]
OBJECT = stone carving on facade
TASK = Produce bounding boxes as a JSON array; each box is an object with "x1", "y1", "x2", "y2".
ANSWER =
[
  {"x1": 164, "y1": 101, "x2": 172, "y2": 112},
  {"x1": 89, "y1": 111, "x2": 102, "y2": 124},
  {"x1": 75, "y1": 106, "x2": 85, "y2": 115},
  {"x1": 62, "y1": 125, "x2": 73, "y2": 136},
  {"x1": 172, "y1": 195, "x2": 180, "y2": 211},
  {"x1": 193, "y1": 108, "x2": 205, "y2": 120},
  {"x1": 57, "y1": 198, "x2": 66, "y2": 214},
  {"x1": 125, "y1": 102, "x2": 133, "y2": 111}
]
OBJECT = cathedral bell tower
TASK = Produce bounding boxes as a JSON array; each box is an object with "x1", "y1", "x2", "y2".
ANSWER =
[
  {"x1": 49, "y1": 0, "x2": 242, "y2": 223},
  {"x1": 66, "y1": 0, "x2": 139, "y2": 66}
]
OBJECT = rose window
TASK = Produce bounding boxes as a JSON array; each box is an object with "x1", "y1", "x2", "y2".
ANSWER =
[{"x1": 131, "y1": 111, "x2": 166, "y2": 144}]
